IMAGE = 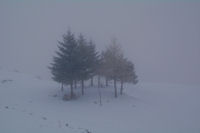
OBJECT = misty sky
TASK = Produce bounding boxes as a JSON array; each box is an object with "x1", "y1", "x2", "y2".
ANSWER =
[{"x1": 0, "y1": 1, "x2": 200, "y2": 84}]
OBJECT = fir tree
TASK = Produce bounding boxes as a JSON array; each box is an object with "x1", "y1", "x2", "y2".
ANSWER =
[
  {"x1": 76, "y1": 34, "x2": 89, "y2": 95},
  {"x1": 76, "y1": 35, "x2": 99, "y2": 95},
  {"x1": 49, "y1": 30, "x2": 78, "y2": 99},
  {"x1": 118, "y1": 58, "x2": 138, "y2": 95},
  {"x1": 102, "y1": 38, "x2": 123, "y2": 98},
  {"x1": 88, "y1": 40, "x2": 99, "y2": 87}
]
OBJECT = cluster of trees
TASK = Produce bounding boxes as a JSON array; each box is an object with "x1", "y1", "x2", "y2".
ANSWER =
[{"x1": 49, "y1": 30, "x2": 138, "y2": 99}]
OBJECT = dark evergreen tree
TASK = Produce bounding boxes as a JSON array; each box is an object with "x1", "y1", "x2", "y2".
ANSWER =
[
  {"x1": 76, "y1": 34, "x2": 88, "y2": 95},
  {"x1": 77, "y1": 35, "x2": 99, "y2": 95},
  {"x1": 49, "y1": 56, "x2": 66, "y2": 92},
  {"x1": 49, "y1": 30, "x2": 78, "y2": 99}
]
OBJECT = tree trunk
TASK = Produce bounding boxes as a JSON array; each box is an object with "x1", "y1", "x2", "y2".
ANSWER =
[
  {"x1": 70, "y1": 81, "x2": 73, "y2": 99},
  {"x1": 114, "y1": 79, "x2": 117, "y2": 98},
  {"x1": 105, "y1": 77, "x2": 108, "y2": 87},
  {"x1": 81, "y1": 79, "x2": 84, "y2": 95},
  {"x1": 120, "y1": 80, "x2": 124, "y2": 95},
  {"x1": 61, "y1": 83, "x2": 64, "y2": 92},
  {"x1": 91, "y1": 77, "x2": 94, "y2": 87}
]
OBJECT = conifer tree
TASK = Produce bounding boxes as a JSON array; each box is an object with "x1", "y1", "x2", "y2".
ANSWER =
[
  {"x1": 101, "y1": 38, "x2": 138, "y2": 97},
  {"x1": 88, "y1": 40, "x2": 99, "y2": 87},
  {"x1": 49, "y1": 55, "x2": 66, "y2": 92},
  {"x1": 102, "y1": 38, "x2": 123, "y2": 98},
  {"x1": 77, "y1": 34, "x2": 89, "y2": 95},
  {"x1": 77, "y1": 35, "x2": 99, "y2": 95},
  {"x1": 49, "y1": 30, "x2": 78, "y2": 99},
  {"x1": 118, "y1": 58, "x2": 138, "y2": 95}
]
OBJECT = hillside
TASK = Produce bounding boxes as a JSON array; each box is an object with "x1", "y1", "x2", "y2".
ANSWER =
[{"x1": 0, "y1": 69, "x2": 200, "y2": 133}]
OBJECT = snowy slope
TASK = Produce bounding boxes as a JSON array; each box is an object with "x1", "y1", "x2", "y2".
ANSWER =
[{"x1": 0, "y1": 69, "x2": 200, "y2": 133}]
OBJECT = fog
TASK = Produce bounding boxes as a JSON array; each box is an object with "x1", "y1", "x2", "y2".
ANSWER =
[{"x1": 0, "y1": 1, "x2": 200, "y2": 85}]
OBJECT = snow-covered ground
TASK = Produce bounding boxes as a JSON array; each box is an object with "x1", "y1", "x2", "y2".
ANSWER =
[{"x1": 0, "y1": 68, "x2": 200, "y2": 133}]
